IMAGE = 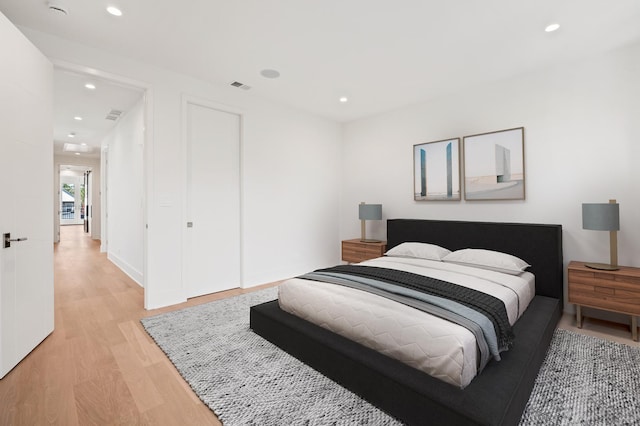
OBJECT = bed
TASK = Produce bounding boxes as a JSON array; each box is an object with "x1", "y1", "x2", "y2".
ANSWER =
[{"x1": 250, "y1": 219, "x2": 563, "y2": 425}]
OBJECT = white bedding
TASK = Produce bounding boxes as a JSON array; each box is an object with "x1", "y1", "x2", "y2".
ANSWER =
[{"x1": 278, "y1": 257, "x2": 535, "y2": 388}]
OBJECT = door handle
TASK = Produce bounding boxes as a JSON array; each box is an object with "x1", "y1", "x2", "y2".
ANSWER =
[{"x1": 3, "y1": 233, "x2": 28, "y2": 248}]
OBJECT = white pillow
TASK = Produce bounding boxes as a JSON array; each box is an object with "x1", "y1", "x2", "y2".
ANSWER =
[
  {"x1": 442, "y1": 248, "x2": 530, "y2": 275},
  {"x1": 385, "y1": 242, "x2": 451, "y2": 261}
]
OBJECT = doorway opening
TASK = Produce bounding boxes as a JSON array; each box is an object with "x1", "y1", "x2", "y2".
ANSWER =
[
  {"x1": 52, "y1": 64, "x2": 150, "y2": 293},
  {"x1": 59, "y1": 165, "x2": 92, "y2": 228}
]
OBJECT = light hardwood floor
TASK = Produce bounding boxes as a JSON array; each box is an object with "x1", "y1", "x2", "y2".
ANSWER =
[
  {"x1": 558, "y1": 310, "x2": 640, "y2": 347},
  {"x1": 1, "y1": 226, "x2": 638, "y2": 425},
  {"x1": 0, "y1": 225, "x2": 277, "y2": 425}
]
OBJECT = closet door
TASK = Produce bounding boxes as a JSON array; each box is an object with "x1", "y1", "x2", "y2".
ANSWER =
[{"x1": 184, "y1": 102, "x2": 241, "y2": 298}]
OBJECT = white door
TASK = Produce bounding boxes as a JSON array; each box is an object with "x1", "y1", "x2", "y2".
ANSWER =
[
  {"x1": 184, "y1": 102, "x2": 241, "y2": 298},
  {"x1": 0, "y1": 13, "x2": 54, "y2": 378}
]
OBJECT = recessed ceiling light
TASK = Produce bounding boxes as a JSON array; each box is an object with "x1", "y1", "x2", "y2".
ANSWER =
[
  {"x1": 260, "y1": 69, "x2": 280, "y2": 79},
  {"x1": 81, "y1": 143, "x2": 87, "y2": 146},
  {"x1": 74, "y1": 116, "x2": 83, "y2": 121},
  {"x1": 74, "y1": 153, "x2": 81, "y2": 156},
  {"x1": 545, "y1": 23, "x2": 560, "y2": 32},
  {"x1": 63, "y1": 143, "x2": 92, "y2": 153},
  {"x1": 339, "y1": 96, "x2": 348, "y2": 103},
  {"x1": 85, "y1": 83, "x2": 96, "y2": 90},
  {"x1": 68, "y1": 132, "x2": 76, "y2": 138},
  {"x1": 107, "y1": 6, "x2": 122, "y2": 16}
]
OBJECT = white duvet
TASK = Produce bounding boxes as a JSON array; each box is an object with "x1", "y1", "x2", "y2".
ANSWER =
[{"x1": 278, "y1": 256, "x2": 535, "y2": 388}]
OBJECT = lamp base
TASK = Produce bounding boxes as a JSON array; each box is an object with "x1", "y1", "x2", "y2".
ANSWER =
[
  {"x1": 584, "y1": 262, "x2": 620, "y2": 271},
  {"x1": 360, "y1": 239, "x2": 381, "y2": 243}
]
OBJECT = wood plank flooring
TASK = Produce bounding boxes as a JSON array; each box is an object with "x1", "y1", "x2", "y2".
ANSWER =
[{"x1": 0, "y1": 225, "x2": 277, "y2": 425}]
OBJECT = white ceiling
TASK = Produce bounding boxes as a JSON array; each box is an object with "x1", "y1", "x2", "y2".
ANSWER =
[
  {"x1": 53, "y1": 69, "x2": 143, "y2": 158},
  {"x1": 2, "y1": 0, "x2": 640, "y2": 127}
]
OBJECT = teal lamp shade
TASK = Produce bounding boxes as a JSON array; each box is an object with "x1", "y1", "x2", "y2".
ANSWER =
[
  {"x1": 581, "y1": 200, "x2": 620, "y2": 270},
  {"x1": 582, "y1": 203, "x2": 619, "y2": 231},
  {"x1": 359, "y1": 204, "x2": 382, "y2": 221},
  {"x1": 359, "y1": 203, "x2": 382, "y2": 242}
]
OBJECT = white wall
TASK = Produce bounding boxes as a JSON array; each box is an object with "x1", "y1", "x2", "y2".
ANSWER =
[
  {"x1": 53, "y1": 154, "x2": 101, "y2": 242},
  {"x1": 102, "y1": 97, "x2": 145, "y2": 285},
  {"x1": 21, "y1": 28, "x2": 342, "y2": 309},
  {"x1": 342, "y1": 41, "x2": 640, "y2": 312},
  {"x1": 241, "y1": 106, "x2": 342, "y2": 285}
]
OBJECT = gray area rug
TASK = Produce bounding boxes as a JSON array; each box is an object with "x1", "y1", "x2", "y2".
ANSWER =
[
  {"x1": 141, "y1": 288, "x2": 640, "y2": 425},
  {"x1": 520, "y1": 328, "x2": 640, "y2": 425}
]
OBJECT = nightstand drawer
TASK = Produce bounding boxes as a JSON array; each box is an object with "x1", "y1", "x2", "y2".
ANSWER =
[
  {"x1": 569, "y1": 270, "x2": 640, "y2": 291},
  {"x1": 341, "y1": 239, "x2": 386, "y2": 263},
  {"x1": 568, "y1": 269, "x2": 611, "y2": 283},
  {"x1": 342, "y1": 243, "x2": 381, "y2": 256},
  {"x1": 569, "y1": 282, "x2": 640, "y2": 315}
]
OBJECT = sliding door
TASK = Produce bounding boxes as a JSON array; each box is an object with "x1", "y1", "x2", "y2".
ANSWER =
[{"x1": 184, "y1": 101, "x2": 241, "y2": 298}]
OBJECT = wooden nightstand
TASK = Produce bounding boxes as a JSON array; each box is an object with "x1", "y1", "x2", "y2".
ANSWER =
[
  {"x1": 568, "y1": 261, "x2": 640, "y2": 341},
  {"x1": 341, "y1": 239, "x2": 386, "y2": 263}
]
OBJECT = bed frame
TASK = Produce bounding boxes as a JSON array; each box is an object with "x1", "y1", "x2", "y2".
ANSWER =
[{"x1": 250, "y1": 219, "x2": 563, "y2": 425}]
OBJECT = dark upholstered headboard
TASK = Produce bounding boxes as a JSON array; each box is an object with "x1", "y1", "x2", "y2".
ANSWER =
[{"x1": 386, "y1": 219, "x2": 563, "y2": 303}]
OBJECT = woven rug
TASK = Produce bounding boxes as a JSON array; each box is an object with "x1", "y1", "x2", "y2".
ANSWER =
[{"x1": 141, "y1": 288, "x2": 640, "y2": 425}]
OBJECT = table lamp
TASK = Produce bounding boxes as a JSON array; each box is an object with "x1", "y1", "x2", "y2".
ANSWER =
[
  {"x1": 359, "y1": 202, "x2": 382, "y2": 242},
  {"x1": 582, "y1": 199, "x2": 620, "y2": 270}
]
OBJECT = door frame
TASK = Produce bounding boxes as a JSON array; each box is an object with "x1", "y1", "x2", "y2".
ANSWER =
[
  {"x1": 54, "y1": 160, "x2": 99, "y2": 242},
  {"x1": 180, "y1": 94, "x2": 245, "y2": 298},
  {"x1": 58, "y1": 170, "x2": 87, "y2": 226},
  {"x1": 52, "y1": 60, "x2": 153, "y2": 304},
  {"x1": 101, "y1": 147, "x2": 108, "y2": 253}
]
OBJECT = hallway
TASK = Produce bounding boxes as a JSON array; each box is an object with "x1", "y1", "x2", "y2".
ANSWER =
[{"x1": 0, "y1": 225, "x2": 223, "y2": 425}]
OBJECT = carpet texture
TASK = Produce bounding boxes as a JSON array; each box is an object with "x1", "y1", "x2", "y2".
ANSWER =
[
  {"x1": 519, "y1": 329, "x2": 640, "y2": 425},
  {"x1": 141, "y1": 288, "x2": 640, "y2": 425}
]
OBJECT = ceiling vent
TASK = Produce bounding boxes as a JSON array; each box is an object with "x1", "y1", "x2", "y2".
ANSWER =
[
  {"x1": 230, "y1": 81, "x2": 251, "y2": 90},
  {"x1": 105, "y1": 109, "x2": 123, "y2": 121},
  {"x1": 48, "y1": 0, "x2": 69, "y2": 15}
]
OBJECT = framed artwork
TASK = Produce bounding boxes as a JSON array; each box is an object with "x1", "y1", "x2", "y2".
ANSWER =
[
  {"x1": 463, "y1": 127, "x2": 525, "y2": 201},
  {"x1": 413, "y1": 138, "x2": 460, "y2": 201}
]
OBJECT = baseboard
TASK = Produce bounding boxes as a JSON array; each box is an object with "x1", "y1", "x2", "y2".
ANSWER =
[{"x1": 107, "y1": 251, "x2": 143, "y2": 286}]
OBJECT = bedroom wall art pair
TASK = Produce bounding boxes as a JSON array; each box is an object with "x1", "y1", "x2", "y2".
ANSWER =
[{"x1": 413, "y1": 127, "x2": 525, "y2": 201}]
